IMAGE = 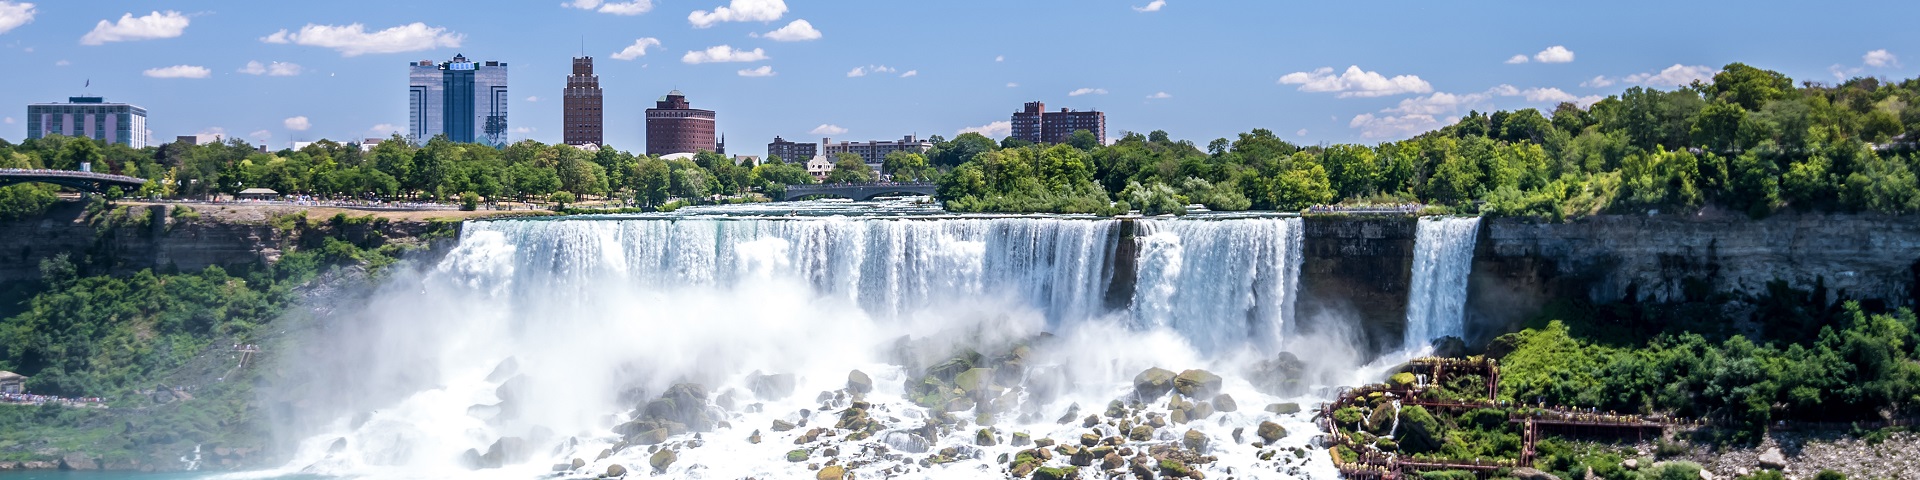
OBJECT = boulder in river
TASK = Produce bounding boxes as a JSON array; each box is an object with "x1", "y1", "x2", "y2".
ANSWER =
[
  {"x1": 846, "y1": 370, "x2": 873, "y2": 394},
  {"x1": 1174, "y1": 369, "x2": 1223, "y2": 398},
  {"x1": 1133, "y1": 367, "x2": 1177, "y2": 400}
]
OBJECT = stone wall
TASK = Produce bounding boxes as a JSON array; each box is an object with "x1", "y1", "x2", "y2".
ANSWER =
[{"x1": 1296, "y1": 216, "x2": 1418, "y2": 355}]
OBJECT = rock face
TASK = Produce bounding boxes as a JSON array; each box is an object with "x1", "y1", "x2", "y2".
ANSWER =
[
  {"x1": 0, "y1": 203, "x2": 444, "y2": 285},
  {"x1": 846, "y1": 370, "x2": 873, "y2": 394},
  {"x1": 1296, "y1": 216, "x2": 1419, "y2": 355},
  {"x1": 1173, "y1": 369, "x2": 1223, "y2": 398},
  {"x1": 1472, "y1": 214, "x2": 1920, "y2": 343}
]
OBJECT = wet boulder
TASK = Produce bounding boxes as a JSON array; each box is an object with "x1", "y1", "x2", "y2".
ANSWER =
[
  {"x1": 1247, "y1": 352, "x2": 1308, "y2": 397},
  {"x1": 1257, "y1": 421, "x2": 1286, "y2": 443},
  {"x1": 1133, "y1": 367, "x2": 1177, "y2": 400},
  {"x1": 641, "y1": 383, "x2": 715, "y2": 432},
  {"x1": 846, "y1": 370, "x2": 874, "y2": 394},
  {"x1": 747, "y1": 371, "x2": 797, "y2": 400},
  {"x1": 648, "y1": 449, "x2": 675, "y2": 473},
  {"x1": 1174, "y1": 369, "x2": 1223, "y2": 398}
]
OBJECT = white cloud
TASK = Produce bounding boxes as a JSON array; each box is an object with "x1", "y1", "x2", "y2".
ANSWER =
[
  {"x1": 239, "y1": 60, "x2": 302, "y2": 76},
  {"x1": 689, "y1": 0, "x2": 787, "y2": 28},
  {"x1": 846, "y1": 65, "x2": 895, "y2": 77},
  {"x1": 1146, "y1": 91, "x2": 1171, "y2": 99},
  {"x1": 899, "y1": 70, "x2": 918, "y2": 78},
  {"x1": 250, "y1": 129, "x2": 272, "y2": 140},
  {"x1": 1505, "y1": 55, "x2": 1529, "y2": 65},
  {"x1": 0, "y1": 1, "x2": 34, "y2": 35},
  {"x1": 1278, "y1": 65, "x2": 1433, "y2": 98},
  {"x1": 1623, "y1": 64, "x2": 1717, "y2": 87},
  {"x1": 1350, "y1": 113, "x2": 1449, "y2": 139},
  {"x1": 738, "y1": 65, "x2": 775, "y2": 77},
  {"x1": 54, "y1": 59, "x2": 68, "y2": 66},
  {"x1": 1533, "y1": 45, "x2": 1575, "y2": 63},
  {"x1": 195, "y1": 127, "x2": 226, "y2": 138},
  {"x1": 1499, "y1": 86, "x2": 1604, "y2": 106},
  {"x1": 142, "y1": 65, "x2": 209, "y2": 79},
  {"x1": 1068, "y1": 87, "x2": 1108, "y2": 96},
  {"x1": 1386, "y1": 91, "x2": 1492, "y2": 117},
  {"x1": 564, "y1": 0, "x2": 653, "y2": 15},
  {"x1": 370, "y1": 123, "x2": 399, "y2": 134},
  {"x1": 81, "y1": 11, "x2": 188, "y2": 45},
  {"x1": 1133, "y1": 0, "x2": 1166, "y2": 12},
  {"x1": 1296, "y1": 129, "x2": 1307, "y2": 136},
  {"x1": 526, "y1": 96, "x2": 540, "y2": 102},
  {"x1": 262, "y1": 22, "x2": 463, "y2": 57},
  {"x1": 758, "y1": 19, "x2": 819, "y2": 41},
  {"x1": 959, "y1": 121, "x2": 1012, "y2": 139},
  {"x1": 810, "y1": 124, "x2": 847, "y2": 135},
  {"x1": 682, "y1": 45, "x2": 768, "y2": 63},
  {"x1": 2, "y1": 117, "x2": 13, "y2": 125},
  {"x1": 1005, "y1": 82, "x2": 1018, "y2": 88},
  {"x1": 284, "y1": 116, "x2": 310, "y2": 131},
  {"x1": 611, "y1": 37, "x2": 662, "y2": 60},
  {"x1": 514, "y1": 126, "x2": 535, "y2": 134},
  {"x1": 995, "y1": 55, "x2": 1004, "y2": 62},
  {"x1": 1864, "y1": 49, "x2": 1899, "y2": 68},
  {"x1": 1581, "y1": 75, "x2": 1615, "y2": 88}
]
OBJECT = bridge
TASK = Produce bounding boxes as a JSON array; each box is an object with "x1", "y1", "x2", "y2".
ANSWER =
[
  {"x1": 782, "y1": 182, "x2": 937, "y2": 201},
  {"x1": 0, "y1": 169, "x2": 148, "y2": 193}
]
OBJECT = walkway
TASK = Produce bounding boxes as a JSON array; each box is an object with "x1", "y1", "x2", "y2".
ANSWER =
[
  {"x1": 0, "y1": 168, "x2": 147, "y2": 193},
  {"x1": 782, "y1": 181, "x2": 937, "y2": 201}
]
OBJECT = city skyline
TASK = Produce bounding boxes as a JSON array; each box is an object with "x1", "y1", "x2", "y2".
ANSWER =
[{"x1": 0, "y1": 0, "x2": 1915, "y2": 156}]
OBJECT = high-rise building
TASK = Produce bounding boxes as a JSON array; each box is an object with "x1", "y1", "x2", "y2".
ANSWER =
[
  {"x1": 1010, "y1": 101, "x2": 1106, "y2": 145},
  {"x1": 645, "y1": 90, "x2": 717, "y2": 156},
  {"x1": 766, "y1": 136, "x2": 817, "y2": 162},
  {"x1": 26, "y1": 96, "x2": 149, "y2": 148},
  {"x1": 821, "y1": 135, "x2": 933, "y2": 170},
  {"x1": 408, "y1": 54, "x2": 509, "y2": 147},
  {"x1": 563, "y1": 56, "x2": 603, "y2": 146}
]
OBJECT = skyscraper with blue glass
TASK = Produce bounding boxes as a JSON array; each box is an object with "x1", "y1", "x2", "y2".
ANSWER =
[{"x1": 408, "y1": 54, "x2": 509, "y2": 147}]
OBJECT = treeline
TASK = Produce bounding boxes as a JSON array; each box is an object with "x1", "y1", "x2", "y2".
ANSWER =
[
  {"x1": 0, "y1": 134, "x2": 825, "y2": 217},
  {"x1": 7, "y1": 62, "x2": 1920, "y2": 219},
  {"x1": 926, "y1": 62, "x2": 1920, "y2": 217}
]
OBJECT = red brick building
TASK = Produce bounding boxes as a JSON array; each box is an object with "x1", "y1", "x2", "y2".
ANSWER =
[
  {"x1": 1010, "y1": 101, "x2": 1106, "y2": 145},
  {"x1": 562, "y1": 56, "x2": 603, "y2": 146},
  {"x1": 645, "y1": 90, "x2": 717, "y2": 156}
]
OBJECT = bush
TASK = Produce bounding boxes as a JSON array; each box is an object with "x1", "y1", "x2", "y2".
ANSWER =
[{"x1": 460, "y1": 191, "x2": 480, "y2": 211}]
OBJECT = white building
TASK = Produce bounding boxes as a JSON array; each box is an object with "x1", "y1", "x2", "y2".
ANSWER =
[
  {"x1": 821, "y1": 135, "x2": 932, "y2": 169},
  {"x1": 805, "y1": 155, "x2": 835, "y2": 181}
]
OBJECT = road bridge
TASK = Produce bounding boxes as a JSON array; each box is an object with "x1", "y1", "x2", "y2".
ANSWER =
[
  {"x1": 782, "y1": 182, "x2": 936, "y2": 201},
  {"x1": 0, "y1": 169, "x2": 148, "y2": 193}
]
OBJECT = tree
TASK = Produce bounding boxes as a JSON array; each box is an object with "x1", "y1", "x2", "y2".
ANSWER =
[
  {"x1": 929, "y1": 133, "x2": 997, "y2": 167},
  {"x1": 881, "y1": 151, "x2": 933, "y2": 181},
  {"x1": 826, "y1": 153, "x2": 876, "y2": 183},
  {"x1": 1711, "y1": 63, "x2": 1795, "y2": 110},
  {"x1": 631, "y1": 158, "x2": 672, "y2": 206},
  {"x1": 1321, "y1": 144, "x2": 1381, "y2": 199},
  {"x1": 549, "y1": 191, "x2": 575, "y2": 209},
  {"x1": 1066, "y1": 130, "x2": 1100, "y2": 150}
]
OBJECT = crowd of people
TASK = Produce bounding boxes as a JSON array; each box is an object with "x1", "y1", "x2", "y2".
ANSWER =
[
  {"x1": 1305, "y1": 202, "x2": 1427, "y2": 214},
  {"x1": 0, "y1": 393, "x2": 106, "y2": 408}
]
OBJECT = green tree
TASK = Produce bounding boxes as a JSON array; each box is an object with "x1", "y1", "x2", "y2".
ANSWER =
[
  {"x1": 1711, "y1": 63, "x2": 1795, "y2": 110},
  {"x1": 825, "y1": 153, "x2": 877, "y2": 183}
]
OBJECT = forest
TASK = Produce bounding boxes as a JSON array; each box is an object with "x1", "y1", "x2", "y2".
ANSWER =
[{"x1": 5, "y1": 63, "x2": 1920, "y2": 220}]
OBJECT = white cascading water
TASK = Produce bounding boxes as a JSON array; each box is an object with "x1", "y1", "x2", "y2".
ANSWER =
[
  {"x1": 1132, "y1": 217, "x2": 1305, "y2": 352},
  {"x1": 1402, "y1": 216, "x2": 1481, "y2": 351},
  {"x1": 261, "y1": 215, "x2": 1337, "y2": 480}
]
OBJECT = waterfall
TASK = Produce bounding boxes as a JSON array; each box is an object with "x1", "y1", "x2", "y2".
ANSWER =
[
  {"x1": 462, "y1": 217, "x2": 1119, "y2": 326},
  {"x1": 270, "y1": 214, "x2": 1334, "y2": 479},
  {"x1": 1131, "y1": 217, "x2": 1304, "y2": 352},
  {"x1": 1403, "y1": 216, "x2": 1480, "y2": 351}
]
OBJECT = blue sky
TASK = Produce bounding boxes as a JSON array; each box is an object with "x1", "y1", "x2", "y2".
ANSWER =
[{"x1": 0, "y1": 0, "x2": 1915, "y2": 155}]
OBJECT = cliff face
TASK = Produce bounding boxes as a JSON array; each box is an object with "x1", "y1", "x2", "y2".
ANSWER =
[
  {"x1": 1289, "y1": 214, "x2": 1920, "y2": 350},
  {"x1": 1468, "y1": 213, "x2": 1920, "y2": 339},
  {"x1": 0, "y1": 202, "x2": 445, "y2": 285},
  {"x1": 1297, "y1": 216, "x2": 1417, "y2": 355}
]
